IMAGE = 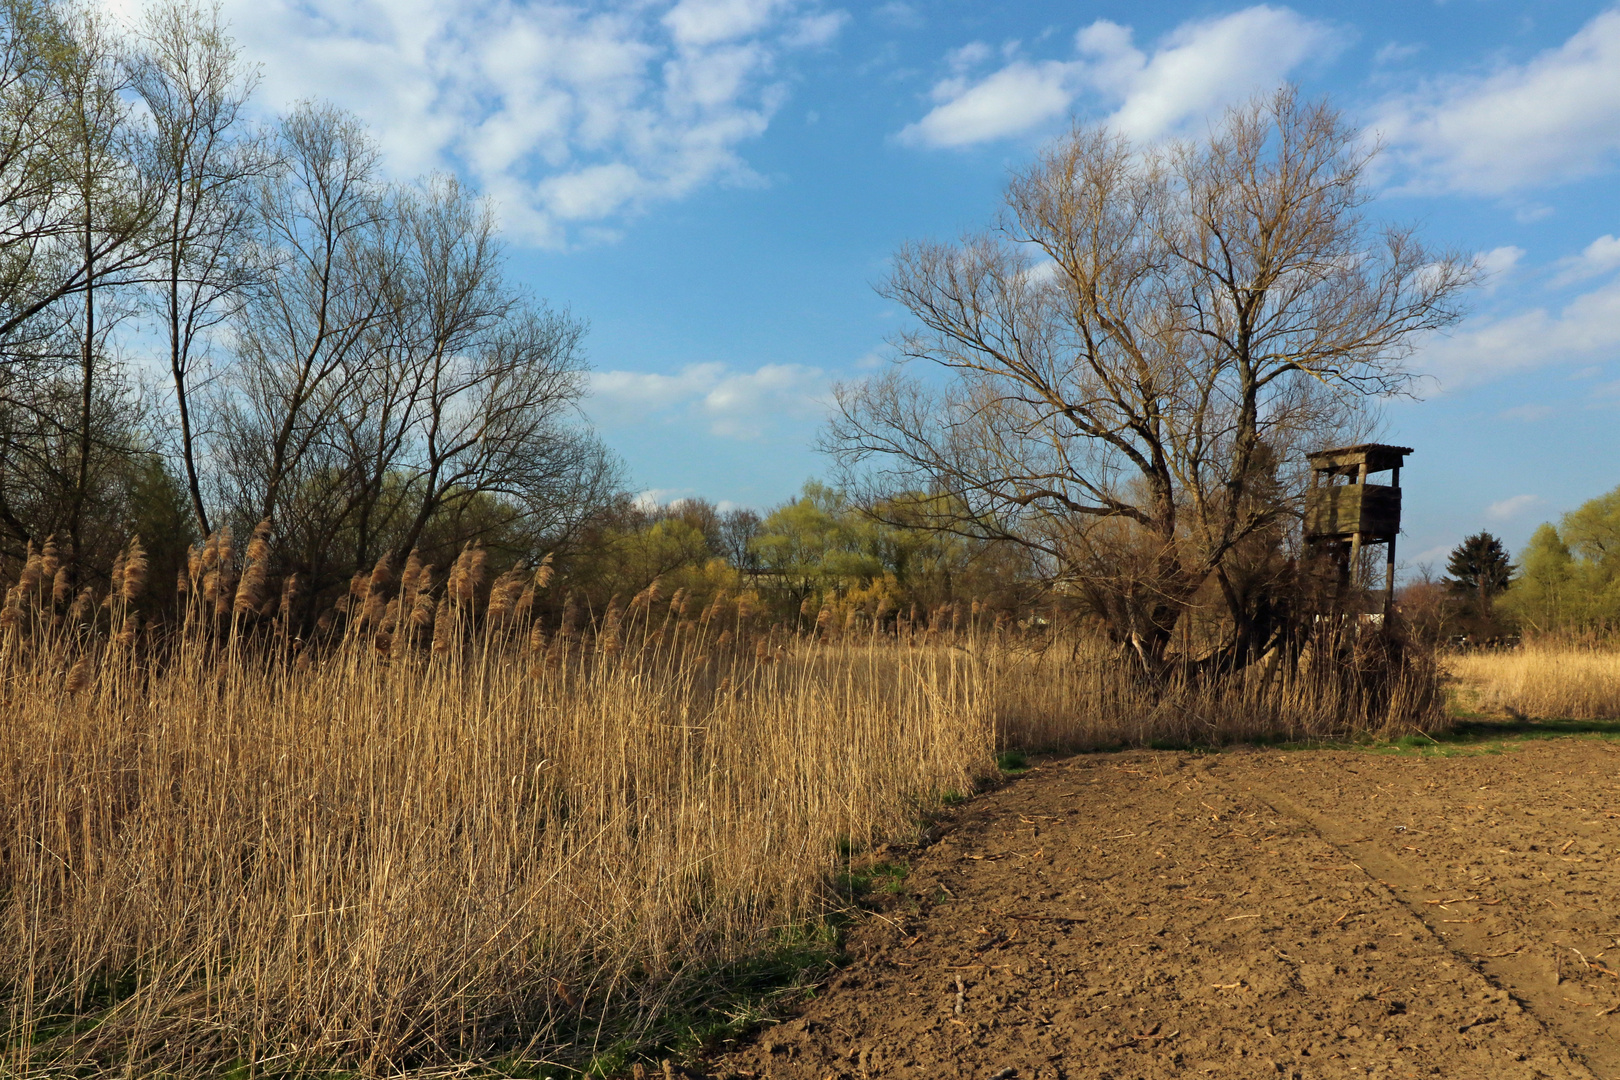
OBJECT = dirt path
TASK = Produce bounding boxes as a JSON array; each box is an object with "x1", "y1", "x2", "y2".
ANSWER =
[{"x1": 714, "y1": 738, "x2": 1620, "y2": 1079}]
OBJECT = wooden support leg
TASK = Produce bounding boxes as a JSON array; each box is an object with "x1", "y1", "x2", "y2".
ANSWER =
[{"x1": 1384, "y1": 535, "x2": 1397, "y2": 623}]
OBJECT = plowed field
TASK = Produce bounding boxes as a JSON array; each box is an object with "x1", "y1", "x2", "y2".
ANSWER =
[{"x1": 714, "y1": 732, "x2": 1620, "y2": 1079}]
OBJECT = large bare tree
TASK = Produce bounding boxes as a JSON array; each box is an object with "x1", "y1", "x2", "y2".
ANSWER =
[{"x1": 827, "y1": 89, "x2": 1475, "y2": 673}]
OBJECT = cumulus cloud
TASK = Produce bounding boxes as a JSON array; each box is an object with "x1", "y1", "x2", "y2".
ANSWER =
[
  {"x1": 898, "y1": 5, "x2": 1342, "y2": 148},
  {"x1": 1550, "y1": 235, "x2": 1620, "y2": 288},
  {"x1": 1411, "y1": 274, "x2": 1620, "y2": 392},
  {"x1": 1486, "y1": 494, "x2": 1542, "y2": 522},
  {"x1": 204, "y1": 0, "x2": 847, "y2": 245},
  {"x1": 589, "y1": 361, "x2": 825, "y2": 439},
  {"x1": 1375, "y1": 8, "x2": 1620, "y2": 195},
  {"x1": 1476, "y1": 245, "x2": 1524, "y2": 294}
]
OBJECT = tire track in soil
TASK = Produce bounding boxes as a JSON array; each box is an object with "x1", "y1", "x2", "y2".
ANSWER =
[
  {"x1": 712, "y1": 744, "x2": 1617, "y2": 1080},
  {"x1": 1226, "y1": 741, "x2": 1620, "y2": 1078}
]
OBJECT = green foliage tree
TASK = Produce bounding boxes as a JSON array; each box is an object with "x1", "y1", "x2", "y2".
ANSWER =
[
  {"x1": 749, "y1": 482, "x2": 1029, "y2": 623},
  {"x1": 1502, "y1": 485, "x2": 1620, "y2": 636}
]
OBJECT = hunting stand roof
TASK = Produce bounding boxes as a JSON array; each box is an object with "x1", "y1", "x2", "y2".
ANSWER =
[{"x1": 1305, "y1": 443, "x2": 1413, "y2": 479}]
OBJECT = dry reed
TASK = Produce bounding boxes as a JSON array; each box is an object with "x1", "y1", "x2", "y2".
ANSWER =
[
  {"x1": 1, "y1": 553, "x2": 1447, "y2": 1076},
  {"x1": 1446, "y1": 644, "x2": 1620, "y2": 720},
  {"x1": 1, "y1": 594, "x2": 990, "y2": 1075}
]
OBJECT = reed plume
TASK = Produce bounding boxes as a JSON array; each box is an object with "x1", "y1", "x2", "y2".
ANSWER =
[
  {"x1": 63, "y1": 655, "x2": 91, "y2": 694},
  {"x1": 559, "y1": 590, "x2": 579, "y2": 640},
  {"x1": 18, "y1": 541, "x2": 40, "y2": 595},
  {"x1": 362, "y1": 555, "x2": 392, "y2": 627},
  {"x1": 447, "y1": 545, "x2": 471, "y2": 605},
  {"x1": 213, "y1": 531, "x2": 237, "y2": 619},
  {"x1": 411, "y1": 591, "x2": 436, "y2": 630},
  {"x1": 245, "y1": 519, "x2": 271, "y2": 564},
  {"x1": 39, "y1": 536, "x2": 58, "y2": 584},
  {"x1": 278, "y1": 574, "x2": 300, "y2": 621},
  {"x1": 234, "y1": 552, "x2": 267, "y2": 616},
  {"x1": 598, "y1": 595, "x2": 624, "y2": 655},
  {"x1": 431, "y1": 594, "x2": 454, "y2": 655},
  {"x1": 121, "y1": 537, "x2": 149, "y2": 603},
  {"x1": 487, "y1": 566, "x2": 526, "y2": 625},
  {"x1": 398, "y1": 550, "x2": 425, "y2": 623}
]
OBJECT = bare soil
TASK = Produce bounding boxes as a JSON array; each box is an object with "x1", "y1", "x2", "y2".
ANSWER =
[{"x1": 713, "y1": 734, "x2": 1620, "y2": 1079}]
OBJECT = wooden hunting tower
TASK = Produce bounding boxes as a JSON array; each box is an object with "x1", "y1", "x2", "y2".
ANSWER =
[{"x1": 1304, "y1": 443, "x2": 1411, "y2": 618}]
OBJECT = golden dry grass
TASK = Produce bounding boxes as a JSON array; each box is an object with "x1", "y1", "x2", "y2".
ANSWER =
[
  {"x1": 1446, "y1": 644, "x2": 1620, "y2": 720},
  {"x1": 1, "y1": 584, "x2": 1445, "y2": 1076}
]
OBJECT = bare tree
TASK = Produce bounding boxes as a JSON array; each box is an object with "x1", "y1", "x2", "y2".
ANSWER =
[
  {"x1": 0, "y1": 0, "x2": 175, "y2": 572},
  {"x1": 211, "y1": 102, "x2": 389, "y2": 537},
  {"x1": 131, "y1": 0, "x2": 265, "y2": 536},
  {"x1": 215, "y1": 120, "x2": 616, "y2": 597},
  {"x1": 827, "y1": 89, "x2": 1475, "y2": 674},
  {"x1": 51, "y1": 3, "x2": 160, "y2": 558}
]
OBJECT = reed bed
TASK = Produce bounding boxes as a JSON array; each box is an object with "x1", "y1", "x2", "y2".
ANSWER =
[
  {"x1": 1446, "y1": 644, "x2": 1620, "y2": 720},
  {"x1": 1, "y1": 541, "x2": 1446, "y2": 1076}
]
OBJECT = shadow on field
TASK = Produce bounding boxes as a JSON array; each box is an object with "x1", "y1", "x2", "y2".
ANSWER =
[
  {"x1": 1226, "y1": 714, "x2": 1620, "y2": 757},
  {"x1": 1441, "y1": 715, "x2": 1620, "y2": 741}
]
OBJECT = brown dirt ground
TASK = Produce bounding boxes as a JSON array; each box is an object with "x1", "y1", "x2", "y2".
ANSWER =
[{"x1": 712, "y1": 736, "x2": 1620, "y2": 1080}]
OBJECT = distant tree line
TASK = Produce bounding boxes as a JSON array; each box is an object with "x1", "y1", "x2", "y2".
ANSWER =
[{"x1": 560, "y1": 482, "x2": 1036, "y2": 631}]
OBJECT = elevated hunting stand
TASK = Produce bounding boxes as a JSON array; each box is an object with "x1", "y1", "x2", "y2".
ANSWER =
[{"x1": 1303, "y1": 443, "x2": 1411, "y2": 620}]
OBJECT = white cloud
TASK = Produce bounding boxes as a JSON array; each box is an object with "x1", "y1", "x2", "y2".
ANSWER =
[
  {"x1": 1412, "y1": 275, "x2": 1620, "y2": 392},
  {"x1": 589, "y1": 361, "x2": 825, "y2": 439},
  {"x1": 1550, "y1": 235, "x2": 1620, "y2": 288},
  {"x1": 1486, "y1": 494, "x2": 1542, "y2": 522},
  {"x1": 633, "y1": 487, "x2": 696, "y2": 510},
  {"x1": 589, "y1": 363, "x2": 727, "y2": 422},
  {"x1": 1476, "y1": 245, "x2": 1524, "y2": 294},
  {"x1": 1375, "y1": 8, "x2": 1620, "y2": 195},
  {"x1": 900, "y1": 60, "x2": 1075, "y2": 147},
  {"x1": 1094, "y1": 8, "x2": 1341, "y2": 142},
  {"x1": 783, "y1": 10, "x2": 849, "y2": 48},
  {"x1": 1372, "y1": 41, "x2": 1422, "y2": 66},
  {"x1": 898, "y1": 6, "x2": 1341, "y2": 148},
  {"x1": 204, "y1": 0, "x2": 845, "y2": 246},
  {"x1": 944, "y1": 41, "x2": 992, "y2": 71}
]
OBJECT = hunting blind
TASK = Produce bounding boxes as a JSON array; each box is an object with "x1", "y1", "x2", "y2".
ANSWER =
[{"x1": 1304, "y1": 443, "x2": 1411, "y2": 619}]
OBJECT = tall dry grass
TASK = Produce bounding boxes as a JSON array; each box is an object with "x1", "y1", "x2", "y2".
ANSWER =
[
  {"x1": 1446, "y1": 644, "x2": 1620, "y2": 720},
  {"x1": 987, "y1": 626, "x2": 1445, "y2": 750},
  {"x1": 1, "y1": 547, "x2": 1446, "y2": 1075}
]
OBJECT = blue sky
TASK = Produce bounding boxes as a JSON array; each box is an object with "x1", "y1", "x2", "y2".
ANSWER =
[{"x1": 155, "y1": 0, "x2": 1620, "y2": 574}]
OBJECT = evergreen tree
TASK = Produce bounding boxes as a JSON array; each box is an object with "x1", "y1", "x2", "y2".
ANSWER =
[{"x1": 1445, "y1": 531, "x2": 1514, "y2": 617}]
